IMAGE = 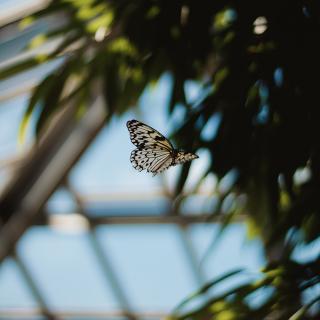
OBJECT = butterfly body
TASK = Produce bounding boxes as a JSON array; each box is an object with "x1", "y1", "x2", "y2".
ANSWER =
[{"x1": 127, "y1": 120, "x2": 198, "y2": 176}]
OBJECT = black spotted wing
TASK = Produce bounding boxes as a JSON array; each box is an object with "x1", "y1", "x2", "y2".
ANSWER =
[
  {"x1": 130, "y1": 148, "x2": 173, "y2": 176},
  {"x1": 127, "y1": 119, "x2": 173, "y2": 151}
]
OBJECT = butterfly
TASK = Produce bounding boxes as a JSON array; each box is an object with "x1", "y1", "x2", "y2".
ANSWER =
[{"x1": 127, "y1": 119, "x2": 199, "y2": 176}]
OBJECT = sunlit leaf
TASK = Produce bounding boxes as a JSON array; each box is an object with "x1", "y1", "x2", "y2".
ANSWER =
[
  {"x1": 173, "y1": 269, "x2": 244, "y2": 313},
  {"x1": 35, "y1": 58, "x2": 82, "y2": 136},
  {"x1": 0, "y1": 58, "x2": 43, "y2": 81},
  {"x1": 289, "y1": 293, "x2": 320, "y2": 320},
  {"x1": 19, "y1": 73, "x2": 56, "y2": 143}
]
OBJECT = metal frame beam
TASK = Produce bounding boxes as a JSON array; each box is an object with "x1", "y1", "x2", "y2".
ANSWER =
[{"x1": 0, "y1": 96, "x2": 107, "y2": 263}]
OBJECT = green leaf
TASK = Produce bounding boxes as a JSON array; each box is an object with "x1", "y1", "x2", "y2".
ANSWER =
[
  {"x1": 0, "y1": 58, "x2": 43, "y2": 81},
  {"x1": 173, "y1": 269, "x2": 244, "y2": 313},
  {"x1": 289, "y1": 293, "x2": 320, "y2": 320},
  {"x1": 174, "y1": 161, "x2": 191, "y2": 198},
  {"x1": 35, "y1": 58, "x2": 82, "y2": 136},
  {"x1": 18, "y1": 73, "x2": 56, "y2": 143},
  {"x1": 169, "y1": 75, "x2": 186, "y2": 113},
  {"x1": 177, "y1": 276, "x2": 273, "y2": 320},
  {"x1": 48, "y1": 31, "x2": 84, "y2": 58}
]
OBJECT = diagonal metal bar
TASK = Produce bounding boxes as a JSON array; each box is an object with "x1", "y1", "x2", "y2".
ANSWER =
[
  {"x1": 13, "y1": 251, "x2": 60, "y2": 320},
  {"x1": 0, "y1": 96, "x2": 107, "y2": 263},
  {"x1": 177, "y1": 226, "x2": 206, "y2": 287},
  {"x1": 64, "y1": 181, "x2": 138, "y2": 320},
  {"x1": 87, "y1": 231, "x2": 138, "y2": 320}
]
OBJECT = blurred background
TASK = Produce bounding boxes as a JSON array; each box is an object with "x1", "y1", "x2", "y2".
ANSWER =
[{"x1": 0, "y1": 1, "x2": 320, "y2": 319}]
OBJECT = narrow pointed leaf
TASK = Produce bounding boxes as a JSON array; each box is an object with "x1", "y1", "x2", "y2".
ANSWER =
[
  {"x1": 19, "y1": 73, "x2": 56, "y2": 143},
  {"x1": 173, "y1": 269, "x2": 244, "y2": 313}
]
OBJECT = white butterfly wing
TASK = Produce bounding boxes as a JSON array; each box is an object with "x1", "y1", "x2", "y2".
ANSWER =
[
  {"x1": 127, "y1": 120, "x2": 173, "y2": 151},
  {"x1": 130, "y1": 148, "x2": 173, "y2": 176}
]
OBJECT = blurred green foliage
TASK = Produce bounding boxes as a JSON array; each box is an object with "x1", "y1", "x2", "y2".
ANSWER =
[{"x1": 1, "y1": 0, "x2": 320, "y2": 318}]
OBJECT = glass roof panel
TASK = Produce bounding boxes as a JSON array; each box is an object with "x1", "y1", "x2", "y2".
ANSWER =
[
  {"x1": 16, "y1": 227, "x2": 121, "y2": 311},
  {"x1": 95, "y1": 224, "x2": 198, "y2": 311},
  {"x1": 0, "y1": 258, "x2": 37, "y2": 309}
]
